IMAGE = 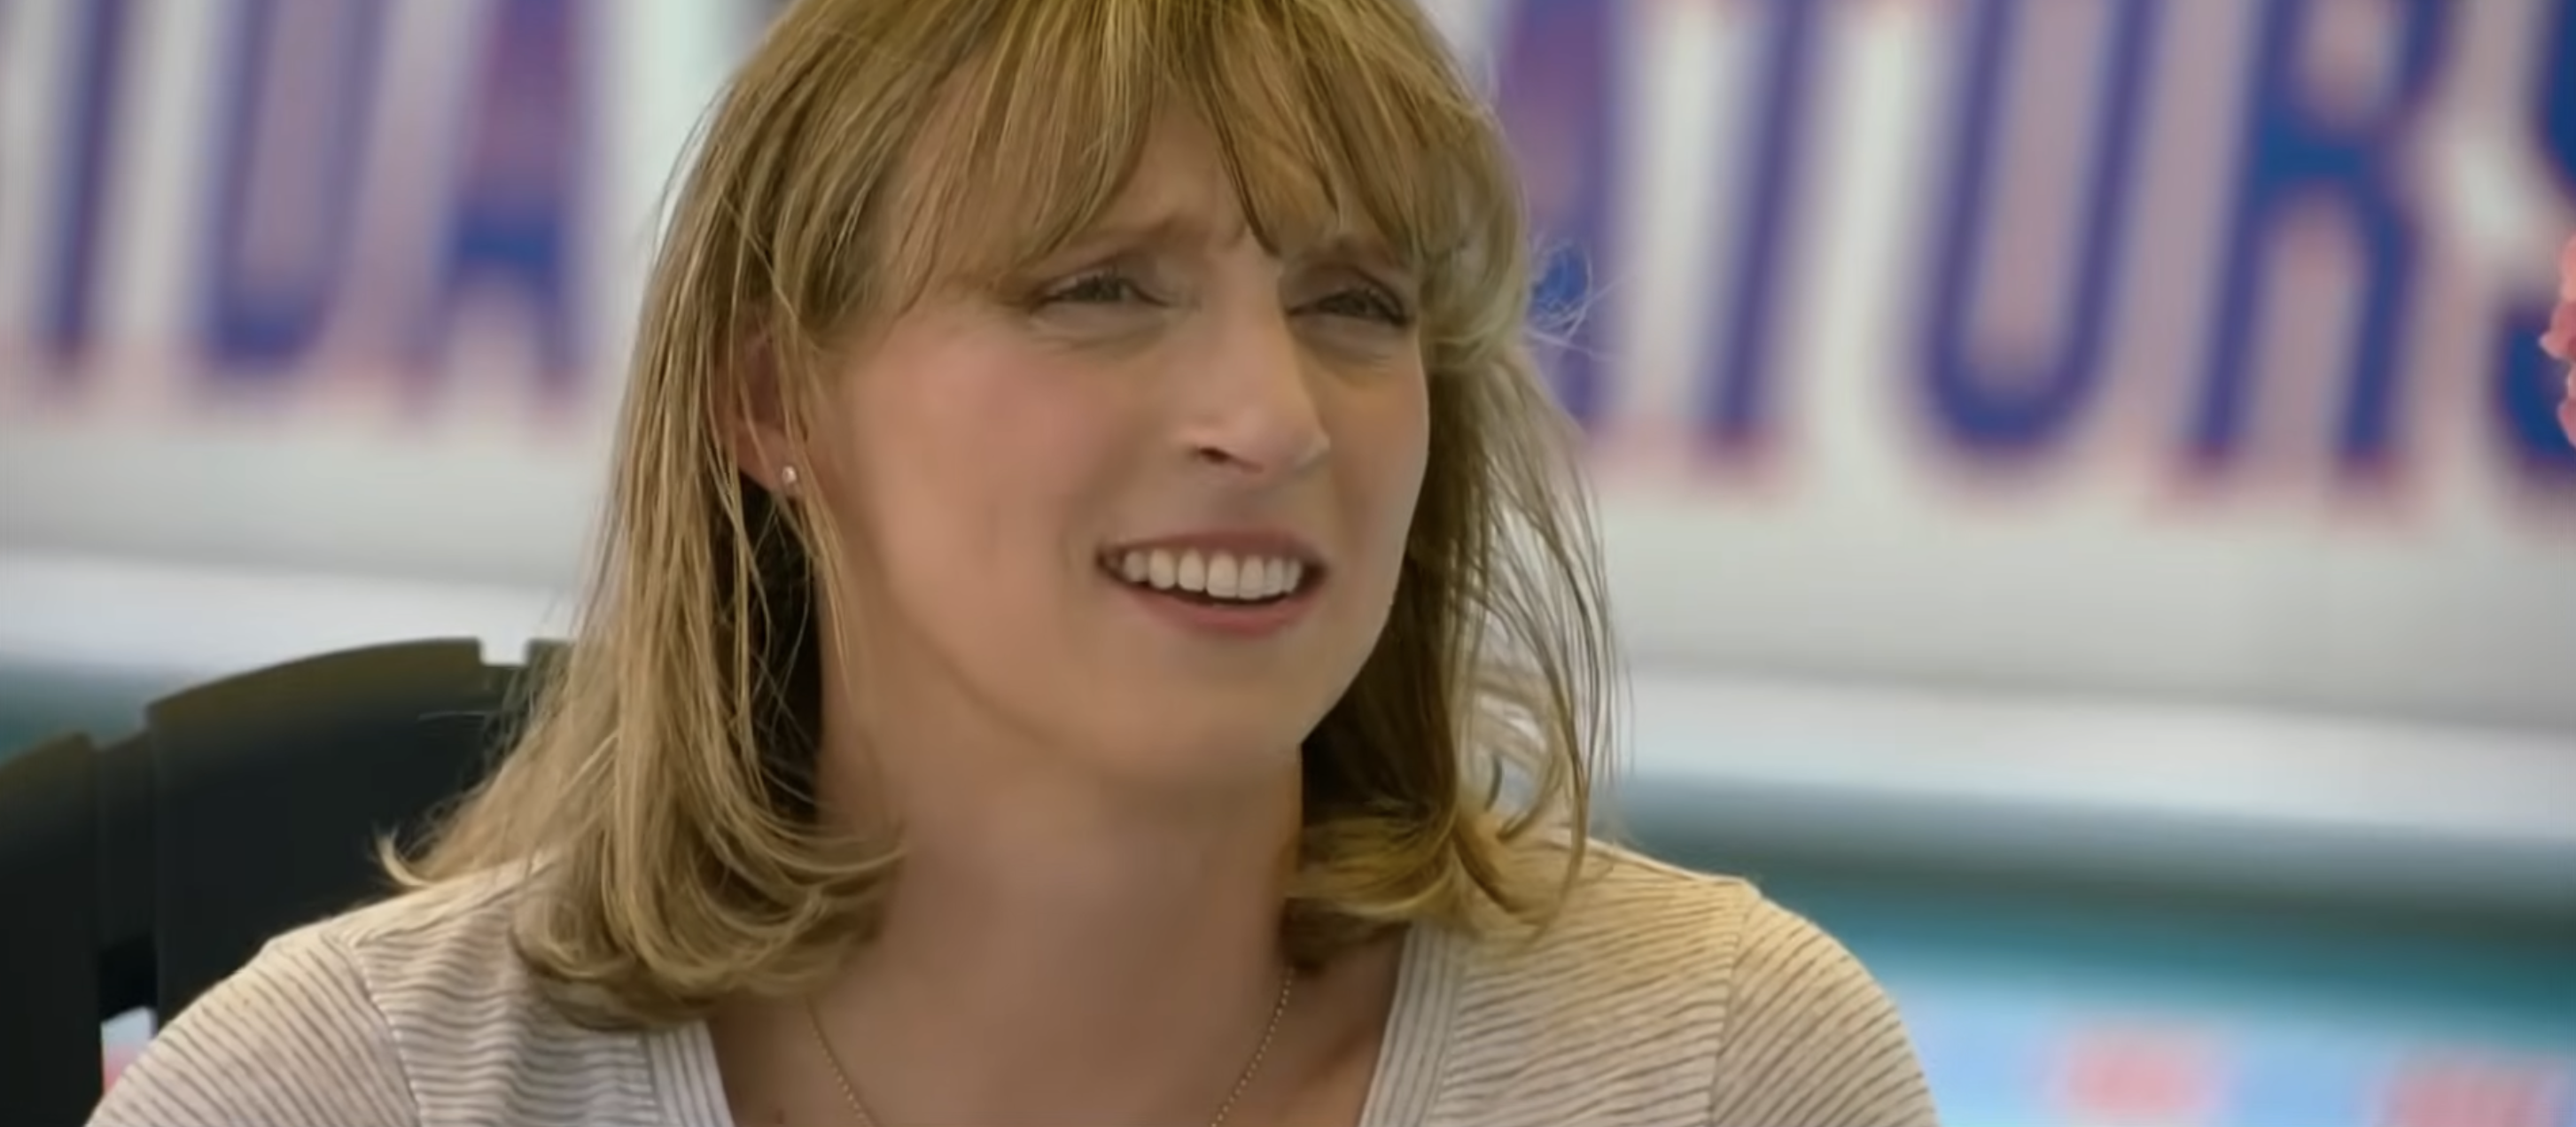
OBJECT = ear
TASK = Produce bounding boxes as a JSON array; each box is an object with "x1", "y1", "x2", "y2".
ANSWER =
[{"x1": 725, "y1": 334, "x2": 799, "y2": 495}]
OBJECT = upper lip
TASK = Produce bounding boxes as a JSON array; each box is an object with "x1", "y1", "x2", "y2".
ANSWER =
[{"x1": 1101, "y1": 529, "x2": 1326, "y2": 566}]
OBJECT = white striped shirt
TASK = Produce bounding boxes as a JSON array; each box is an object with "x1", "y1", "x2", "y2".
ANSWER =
[{"x1": 89, "y1": 846, "x2": 1941, "y2": 1126}]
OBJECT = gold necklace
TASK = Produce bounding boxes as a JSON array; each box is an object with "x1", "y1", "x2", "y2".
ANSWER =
[{"x1": 803, "y1": 968, "x2": 1296, "y2": 1127}]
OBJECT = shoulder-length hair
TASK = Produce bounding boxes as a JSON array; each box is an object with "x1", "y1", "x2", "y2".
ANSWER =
[{"x1": 393, "y1": 0, "x2": 1616, "y2": 1029}]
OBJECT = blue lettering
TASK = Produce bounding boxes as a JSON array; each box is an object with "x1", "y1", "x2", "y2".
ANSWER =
[
  {"x1": 2191, "y1": 0, "x2": 2448, "y2": 476},
  {"x1": 39, "y1": 0, "x2": 135, "y2": 373},
  {"x1": 1700, "y1": 0, "x2": 1824, "y2": 455},
  {"x1": 1490, "y1": 0, "x2": 1623, "y2": 430},
  {"x1": 199, "y1": 0, "x2": 387, "y2": 377},
  {"x1": 2541, "y1": 0, "x2": 2576, "y2": 198},
  {"x1": 1923, "y1": 0, "x2": 2157, "y2": 457},
  {"x1": 2493, "y1": 0, "x2": 2576, "y2": 482},
  {"x1": 408, "y1": 0, "x2": 588, "y2": 397}
]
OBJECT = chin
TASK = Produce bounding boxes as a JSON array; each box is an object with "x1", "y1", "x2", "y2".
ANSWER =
[{"x1": 1078, "y1": 711, "x2": 1313, "y2": 794}]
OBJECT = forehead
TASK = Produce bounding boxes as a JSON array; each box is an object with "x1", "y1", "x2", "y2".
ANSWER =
[
  {"x1": 863, "y1": 2, "x2": 1498, "y2": 299},
  {"x1": 1087, "y1": 117, "x2": 1254, "y2": 242},
  {"x1": 1056, "y1": 115, "x2": 1401, "y2": 265}
]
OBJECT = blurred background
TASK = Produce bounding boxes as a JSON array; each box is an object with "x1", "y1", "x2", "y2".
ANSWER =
[{"x1": 4, "y1": 0, "x2": 2574, "y2": 1123}]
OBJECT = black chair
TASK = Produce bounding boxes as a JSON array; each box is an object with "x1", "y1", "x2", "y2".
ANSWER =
[
  {"x1": 0, "y1": 639, "x2": 552, "y2": 1127},
  {"x1": 0, "y1": 732, "x2": 113, "y2": 1127}
]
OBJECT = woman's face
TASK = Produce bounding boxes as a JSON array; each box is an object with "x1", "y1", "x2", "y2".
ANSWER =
[{"x1": 804, "y1": 115, "x2": 1429, "y2": 790}]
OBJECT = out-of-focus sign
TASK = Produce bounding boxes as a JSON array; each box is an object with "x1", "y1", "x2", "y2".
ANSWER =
[
  {"x1": 1467, "y1": 0, "x2": 2576, "y2": 730},
  {"x1": 3, "y1": 0, "x2": 2573, "y2": 737},
  {"x1": 0, "y1": 0, "x2": 728, "y2": 583}
]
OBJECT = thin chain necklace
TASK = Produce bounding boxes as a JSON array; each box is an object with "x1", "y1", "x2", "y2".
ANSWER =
[{"x1": 803, "y1": 968, "x2": 1297, "y2": 1127}]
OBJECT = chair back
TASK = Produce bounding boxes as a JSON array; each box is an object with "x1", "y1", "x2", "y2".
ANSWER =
[
  {"x1": 0, "y1": 640, "x2": 546, "y2": 1126},
  {"x1": 143, "y1": 639, "x2": 524, "y2": 1015},
  {"x1": 0, "y1": 732, "x2": 110, "y2": 1127}
]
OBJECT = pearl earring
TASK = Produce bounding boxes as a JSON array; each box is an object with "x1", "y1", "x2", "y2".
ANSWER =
[{"x1": 780, "y1": 465, "x2": 800, "y2": 492}]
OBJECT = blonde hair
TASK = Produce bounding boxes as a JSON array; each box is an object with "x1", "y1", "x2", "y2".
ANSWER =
[{"x1": 393, "y1": 0, "x2": 1617, "y2": 1029}]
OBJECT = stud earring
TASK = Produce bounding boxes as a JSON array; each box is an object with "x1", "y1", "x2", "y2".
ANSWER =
[{"x1": 780, "y1": 464, "x2": 800, "y2": 492}]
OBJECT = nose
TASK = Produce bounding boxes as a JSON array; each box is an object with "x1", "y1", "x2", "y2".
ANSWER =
[{"x1": 1178, "y1": 304, "x2": 1329, "y2": 481}]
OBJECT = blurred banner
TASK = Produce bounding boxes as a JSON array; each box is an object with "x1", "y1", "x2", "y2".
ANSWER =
[
  {"x1": 5, "y1": 0, "x2": 2576, "y2": 889},
  {"x1": 1456, "y1": 0, "x2": 2576, "y2": 733},
  {"x1": 0, "y1": 0, "x2": 740, "y2": 585},
  {"x1": 6, "y1": 0, "x2": 2573, "y2": 730}
]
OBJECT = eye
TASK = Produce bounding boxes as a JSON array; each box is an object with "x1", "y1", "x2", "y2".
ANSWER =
[
  {"x1": 1303, "y1": 284, "x2": 1415, "y2": 328},
  {"x1": 1040, "y1": 269, "x2": 1156, "y2": 307}
]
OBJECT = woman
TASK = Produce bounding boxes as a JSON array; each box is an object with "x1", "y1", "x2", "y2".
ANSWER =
[{"x1": 93, "y1": 1, "x2": 1938, "y2": 1124}]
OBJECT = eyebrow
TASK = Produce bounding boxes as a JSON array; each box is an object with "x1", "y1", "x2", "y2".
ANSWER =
[
  {"x1": 1064, "y1": 207, "x2": 1256, "y2": 258},
  {"x1": 1061, "y1": 206, "x2": 1405, "y2": 277}
]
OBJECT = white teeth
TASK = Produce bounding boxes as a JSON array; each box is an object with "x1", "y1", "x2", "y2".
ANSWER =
[{"x1": 1109, "y1": 548, "x2": 1308, "y2": 602}]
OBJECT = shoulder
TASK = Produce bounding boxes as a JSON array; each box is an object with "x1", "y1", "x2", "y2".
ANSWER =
[
  {"x1": 1432, "y1": 843, "x2": 1940, "y2": 1126},
  {"x1": 89, "y1": 867, "x2": 667, "y2": 1127}
]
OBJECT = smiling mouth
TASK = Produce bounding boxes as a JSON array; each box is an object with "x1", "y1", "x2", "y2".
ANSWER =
[{"x1": 1101, "y1": 547, "x2": 1318, "y2": 606}]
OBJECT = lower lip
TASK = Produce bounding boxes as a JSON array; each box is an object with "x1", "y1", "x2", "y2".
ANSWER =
[{"x1": 1109, "y1": 572, "x2": 1323, "y2": 639}]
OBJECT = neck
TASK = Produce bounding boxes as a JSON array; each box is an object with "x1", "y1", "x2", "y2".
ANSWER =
[
  {"x1": 867, "y1": 754, "x2": 1301, "y2": 1006},
  {"x1": 808, "y1": 705, "x2": 1307, "y2": 1123}
]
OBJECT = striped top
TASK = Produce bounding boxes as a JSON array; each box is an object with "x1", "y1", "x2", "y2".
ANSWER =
[{"x1": 88, "y1": 847, "x2": 1942, "y2": 1126}]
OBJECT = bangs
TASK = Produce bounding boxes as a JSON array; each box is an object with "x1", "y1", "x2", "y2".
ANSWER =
[{"x1": 883, "y1": 0, "x2": 1518, "y2": 319}]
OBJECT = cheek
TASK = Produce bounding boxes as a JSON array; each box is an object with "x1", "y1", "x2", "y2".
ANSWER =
[
  {"x1": 1341, "y1": 373, "x2": 1433, "y2": 555},
  {"x1": 833, "y1": 352, "x2": 1129, "y2": 621}
]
